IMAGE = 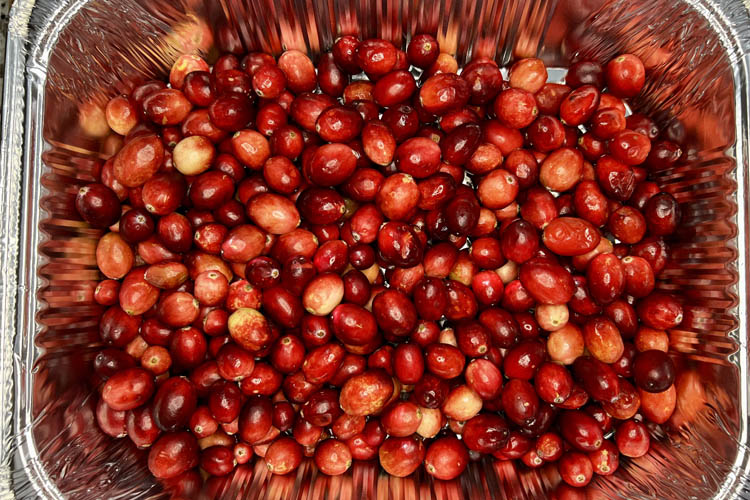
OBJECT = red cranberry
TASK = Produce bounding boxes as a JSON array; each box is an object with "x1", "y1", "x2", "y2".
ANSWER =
[
  {"x1": 606, "y1": 54, "x2": 645, "y2": 98},
  {"x1": 615, "y1": 419, "x2": 650, "y2": 457},
  {"x1": 424, "y1": 436, "x2": 468, "y2": 480}
]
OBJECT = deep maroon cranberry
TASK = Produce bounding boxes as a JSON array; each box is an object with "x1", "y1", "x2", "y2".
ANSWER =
[
  {"x1": 572, "y1": 356, "x2": 620, "y2": 403},
  {"x1": 76, "y1": 183, "x2": 121, "y2": 229},
  {"x1": 209, "y1": 94, "x2": 254, "y2": 131},
  {"x1": 120, "y1": 208, "x2": 154, "y2": 243},
  {"x1": 565, "y1": 61, "x2": 604, "y2": 89},
  {"x1": 479, "y1": 308, "x2": 519, "y2": 348},
  {"x1": 412, "y1": 373, "x2": 450, "y2": 409},
  {"x1": 500, "y1": 219, "x2": 539, "y2": 264},
  {"x1": 503, "y1": 340, "x2": 546, "y2": 380},
  {"x1": 643, "y1": 192, "x2": 681, "y2": 236},
  {"x1": 245, "y1": 256, "x2": 281, "y2": 289},
  {"x1": 382, "y1": 105, "x2": 420, "y2": 143},
  {"x1": 377, "y1": 222, "x2": 424, "y2": 268},
  {"x1": 527, "y1": 116, "x2": 565, "y2": 153},
  {"x1": 349, "y1": 243, "x2": 375, "y2": 270},
  {"x1": 297, "y1": 188, "x2": 346, "y2": 225},
  {"x1": 462, "y1": 413, "x2": 510, "y2": 453},
  {"x1": 501, "y1": 379, "x2": 539, "y2": 426},
  {"x1": 443, "y1": 193, "x2": 480, "y2": 236},
  {"x1": 632, "y1": 349, "x2": 675, "y2": 393}
]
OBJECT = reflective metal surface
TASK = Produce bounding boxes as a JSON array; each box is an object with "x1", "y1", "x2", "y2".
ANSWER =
[{"x1": 2, "y1": 0, "x2": 749, "y2": 497}]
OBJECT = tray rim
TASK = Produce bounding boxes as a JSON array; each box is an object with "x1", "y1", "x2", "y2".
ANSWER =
[{"x1": 2, "y1": 0, "x2": 750, "y2": 498}]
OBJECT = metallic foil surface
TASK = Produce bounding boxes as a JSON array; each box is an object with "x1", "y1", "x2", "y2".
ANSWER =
[{"x1": 2, "y1": 0, "x2": 750, "y2": 497}]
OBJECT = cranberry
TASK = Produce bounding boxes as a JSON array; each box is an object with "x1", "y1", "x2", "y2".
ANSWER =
[
  {"x1": 382, "y1": 104, "x2": 420, "y2": 142},
  {"x1": 647, "y1": 140, "x2": 683, "y2": 171},
  {"x1": 424, "y1": 436, "x2": 469, "y2": 480},
  {"x1": 153, "y1": 377, "x2": 198, "y2": 431},
  {"x1": 519, "y1": 258, "x2": 574, "y2": 304},
  {"x1": 606, "y1": 54, "x2": 646, "y2": 98},
  {"x1": 356, "y1": 39, "x2": 398, "y2": 77},
  {"x1": 377, "y1": 221, "x2": 423, "y2": 268},
  {"x1": 639, "y1": 383, "x2": 677, "y2": 424},
  {"x1": 632, "y1": 349, "x2": 675, "y2": 393},
  {"x1": 494, "y1": 88, "x2": 538, "y2": 129},
  {"x1": 586, "y1": 253, "x2": 625, "y2": 305},
  {"x1": 314, "y1": 439, "x2": 353, "y2": 476},
  {"x1": 609, "y1": 205, "x2": 647, "y2": 244},
  {"x1": 76, "y1": 183, "x2": 121, "y2": 229},
  {"x1": 125, "y1": 404, "x2": 161, "y2": 447},
  {"x1": 572, "y1": 356, "x2": 620, "y2": 403},
  {"x1": 637, "y1": 292, "x2": 683, "y2": 329},
  {"x1": 343, "y1": 81, "x2": 374, "y2": 104},
  {"x1": 427, "y1": 53, "x2": 458, "y2": 76},
  {"x1": 379, "y1": 400, "x2": 421, "y2": 437},
  {"x1": 542, "y1": 217, "x2": 600, "y2": 256},
  {"x1": 316, "y1": 52, "x2": 346, "y2": 97},
  {"x1": 407, "y1": 34, "x2": 440, "y2": 68},
  {"x1": 275, "y1": 50, "x2": 316, "y2": 93},
  {"x1": 376, "y1": 173, "x2": 420, "y2": 221},
  {"x1": 535, "y1": 362, "x2": 573, "y2": 404},
  {"x1": 94, "y1": 279, "x2": 121, "y2": 307},
  {"x1": 588, "y1": 439, "x2": 619, "y2": 476},
  {"x1": 339, "y1": 370, "x2": 393, "y2": 416},
  {"x1": 462, "y1": 63, "x2": 504, "y2": 105},
  {"x1": 509, "y1": 58, "x2": 547, "y2": 93},
  {"x1": 460, "y1": 413, "x2": 509, "y2": 453},
  {"x1": 615, "y1": 419, "x2": 650, "y2": 457},
  {"x1": 591, "y1": 108, "x2": 626, "y2": 139},
  {"x1": 101, "y1": 367, "x2": 154, "y2": 411},
  {"x1": 520, "y1": 187, "x2": 558, "y2": 229},
  {"x1": 610, "y1": 130, "x2": 651, "y2": 166},
  {"x1": 528, "y1": 116, "x2": 565, "y2": 152},
  {"x1": 643, "y1": 192, "x2": 681, "y2": 236},
  {"x1": 209, "y1": 94, "x2": 254, "y2": 131},
  {"x1": 502, "y1": 379, "x2": 539, "y2": 426},
  {"x1": 302, "y1": 388, "x2": 342, "y2": 427},
  {"x1": 381, "y1": 344, "x2": 419, "y2": 388},
  {"x1": 558, "y1": 410, "x2": 604, "y2": 452},
  {"x1": 331, "y1": 303, "x2": 378, "y2": 346},
  {"x1": 198, "y1": 445, "x2": 234, "y2": 477},
  {"x1": 412, "y1": 373, "x2": 450, "y2": 409},
  {"x1": 238, "y1": 362, "x2": 281, "y2": 397},
  {"x1": 182, "y1": 71, "x2": 215, "y2": 106},
  {"x1": 420, "y1": 74, "x2": 470, "y2": 115},
  {"x1": 503, "y1": 340, "x2": 546, "y2": 380},
  {"x1": 148, "y1": 432, "x2": 199, "y2": 479},
  {"x1": 238, "y1": 395, "x2": 273, "y2": 444},
  {"x1": 559, "y1": 85, "x2": 599, "y2": 126},
  {"x1": 464, "y1": 358, "x2": 503, "y2": 400},
  {"x1": 292, "y1": 417, "x2": 324, "y2": 448},
  {"x1": 425, "y1": 343, "x2": 465, "y2": 379},
  {"x1": 265, "y1": 437, "x2": 303, "y2": 475},
  {"x1": 96, "y1": 398, "x2": 128, "y2": 438},
  {"x1": 559, "y1": 451, "x2": 593, "y2": 487},
  {"x1": 566, "y1": 61, "x2": 604, "y2": 88},
  {"x1": 533, "y1": 84, "x2": 568, "y2": 117},
  {"x1": 493, "y1": 430, "x2": 533, "y2": 460},
  {"x1": 303, "y1": 343, "x2": 345, "y2": 385},
  {"x1": 373, "y1": 70, "x2": 417, "y2": 107},
  {"x1": 378, "y1": 435, "x2": 425, "y2": 477},
  {"x1": 397, "y1": 137, "x2": 442, "y2": 177},
  {"x1": 582, "y1": 316, "x2": 625, "y2": 364}
]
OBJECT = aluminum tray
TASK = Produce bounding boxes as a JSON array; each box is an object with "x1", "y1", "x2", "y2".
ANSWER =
[{"x1": 2, "y1": 0, "x2": 750, "y2": 498}]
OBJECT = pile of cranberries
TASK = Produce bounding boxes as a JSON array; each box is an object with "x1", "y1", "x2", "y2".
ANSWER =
[{"x1": 79, "y1": 31, "x2": 686, "y2": 498}]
